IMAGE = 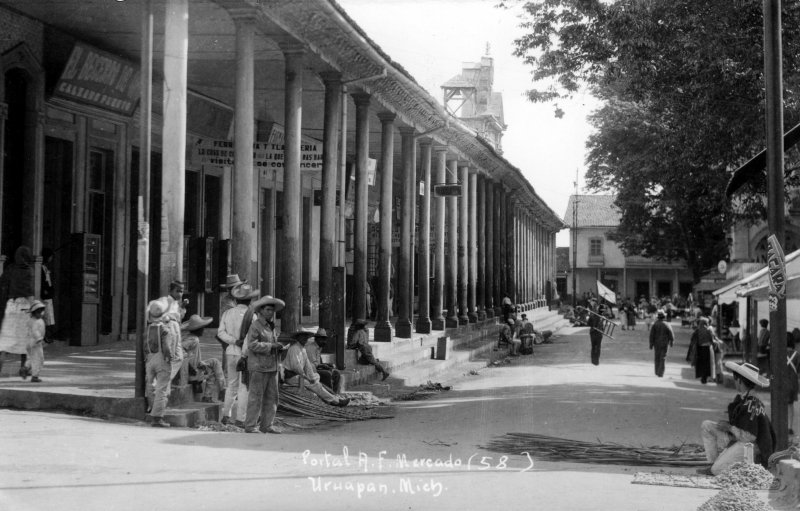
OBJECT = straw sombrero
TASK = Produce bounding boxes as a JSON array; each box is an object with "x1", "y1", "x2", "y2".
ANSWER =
[
  {"x1": 181, "y1": 314, "x2": 213, "y2": 331},
  {"x1": 230, "y1": 283, "x2": 260, "y2": 300},
  {"x1": 251, "y1": 295, "x2": 285, "y2": 311},
  {"x1": 724, "y1": 361, "x2": 770, "y2": 388},
  {"x1": 221, "y1": 273, "x2": 247, "y2": 289}
]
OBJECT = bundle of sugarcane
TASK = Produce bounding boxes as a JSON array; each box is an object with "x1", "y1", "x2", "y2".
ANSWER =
[
  {"x1": 483, "y1": 433, "x2": 708, "y2": 467},
  {"x1": 278, "y1": 391, "x2": 394, "y2": 421}
]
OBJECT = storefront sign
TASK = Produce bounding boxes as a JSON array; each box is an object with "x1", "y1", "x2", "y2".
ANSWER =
[
  {"x1": 54, "y1": 43, "x2": 140, "y2": 115},
  {"x1": 433, "y1": 184, "x2": 462, "y2": 197},
  {"x1": 767, "y1": 234, "x2": 786, "y2": 310},
  {"x1": 194, "y1": 138, "x2": 322, "y2": 171}
]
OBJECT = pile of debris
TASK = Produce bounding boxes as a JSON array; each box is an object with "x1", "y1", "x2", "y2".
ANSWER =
[
  {"x1": 393, "y1": 381, "x2": 452, "y2": 401},
  {"x1": 697, "y1": 486, "x2": 771, "y2": 511}
]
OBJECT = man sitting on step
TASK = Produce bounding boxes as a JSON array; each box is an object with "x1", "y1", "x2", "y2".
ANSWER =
[{"x1": 283, "y1": 331, "x2": 350, "y2": 407}]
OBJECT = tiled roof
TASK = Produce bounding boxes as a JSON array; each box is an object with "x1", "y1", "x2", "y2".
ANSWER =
[
  {"x1": 563, "y1": 195, "x2": 620, "y2": 227},
  {"x1": 442, "y1": 73, "x2": 477, "y2": 89}
]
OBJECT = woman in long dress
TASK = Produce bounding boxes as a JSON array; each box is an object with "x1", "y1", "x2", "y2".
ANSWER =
[{"x1": 0, "y1": 246, "x2": 36, "y2": 377}]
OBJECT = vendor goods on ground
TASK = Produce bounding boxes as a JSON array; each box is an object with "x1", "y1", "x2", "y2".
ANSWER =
[
  {"x1": 697, "y1": 486, "x2": 772, "y2": 511},
  {"x1": 393, "y1": 381, "x2": 452, "y2": 401},
  {"x1": 713, "y1": 462, "x2": 774, "y2": 490},
  {"x1": 483, "y1": 433, "x2": 707, "y2": 466}
]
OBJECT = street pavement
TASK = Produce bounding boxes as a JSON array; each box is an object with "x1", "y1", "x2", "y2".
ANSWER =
[{"x1": 0, "y1": 318, "x2": 779, "y2": 511}]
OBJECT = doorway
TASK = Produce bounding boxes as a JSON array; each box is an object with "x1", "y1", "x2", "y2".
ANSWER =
[
  {"x1": 635, "y1": 281, "x2": 650, "y2": 300},
  {"x1": 87, "y1": 147, "x2": 114, "y2": 334},
  {"x1": 43, "y1": 137, "x2": 74, "y2": 340}
]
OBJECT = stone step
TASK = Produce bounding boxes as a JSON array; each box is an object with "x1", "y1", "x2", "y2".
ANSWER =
[{"x1": 161, "y1": 401, "x2": 221, "y2": 428}]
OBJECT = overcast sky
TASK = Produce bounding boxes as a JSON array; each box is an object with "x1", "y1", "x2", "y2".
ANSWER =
[{"x1": 337, "y1": 0, "x2": 603, "y2": 245}]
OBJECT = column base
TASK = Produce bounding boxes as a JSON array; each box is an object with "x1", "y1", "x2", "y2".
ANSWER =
[
  {"x1": 445, "y1": 316, "x2": 459, "y2": 329},
  {"x1": 415, "y1": 317, "x2": 432, "y2": 334},
  {"x1": 468, "y1": 312, "x2": 478, "y2": 323},
  {"x1": 395, "y1": 320, "x2": 413, "y2": 339},
  {"x1": 477, "y1": 309, "x2": 487, "y2": 321},
  {"x1": 458, "y1": 315, "x2": 469, "y2": 326},
  {"x1": 484, "y1": 308, "x2": 495, "y2": 319},
  {"x1": 494, "y1": 307, "x2": 502, "y2": 316},
  {"x1": 431, "y1": 317, "x2": 446, "y2": 330},
  {"x1": 373, "y1": 322, "x2": 394, "y2": 342}
]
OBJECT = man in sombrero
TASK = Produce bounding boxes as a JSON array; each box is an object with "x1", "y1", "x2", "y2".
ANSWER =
[
  {"x1": 698, "y1": 361, "x2": 775, "y2": 475},
  {"x1": 217, "y1": 282, "x2": 259, "y2": 427},
  {"x1": 242, "y1": 294, "x2": 286, "y2": 434},
  {"x1": 144, "y1": 297, "x2": 181, "y2": 428}
]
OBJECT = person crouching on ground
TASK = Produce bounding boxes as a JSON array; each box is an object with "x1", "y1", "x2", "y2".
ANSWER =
[
  {"x1": 243, "y1": 295, "x2": 285, "y2": 434},
  {"x1": 649, "y1": 310, "x2": 674, "y2": 377},
  {"x1": 499, "y1": 317, "x2": 521, "y2": 357},
  {"x1": 347, "y1": 319, "x2": 390, "y2": 380},
  {"x1": 283, "y1": 331, "x2": 349, "y2": 407},
  {"x1": 144, "y1": 297, "x2": 179, "y2": 428},
  {"x1": 698, "y1": 361, "x2": 774, "y2": 475},
  {"x1": 23, "y1": 300, "x2": 48, "y2": 382},
  {"x1": 307, "y1": 328, "x2": 343, "y2": 394}
]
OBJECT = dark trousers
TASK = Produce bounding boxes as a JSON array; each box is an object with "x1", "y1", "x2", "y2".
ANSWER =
[
  {"x1": 654, "y1": 345, "x2": 669, "y2": 377},
  {"x1": 359, "y1": 351, "x2": 388, "y2": 375},
  {"x1": 317, "y1": 366, "x2": 341, "y2": 393},
  {"x1": 245, "y1": 370, "x2": 279, "y2": 431},
  {"x1": 590, "y1": 333, "x2": 603, "y2": 366}
]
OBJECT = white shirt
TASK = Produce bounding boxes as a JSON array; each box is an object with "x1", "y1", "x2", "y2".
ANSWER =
[{"x1": 217, "y1": 304, "x2": 248, "y2": 356}]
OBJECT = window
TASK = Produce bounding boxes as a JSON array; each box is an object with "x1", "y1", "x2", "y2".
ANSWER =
[{"x1": 589, "y1": 238, "x2": 603, "y2": 256}]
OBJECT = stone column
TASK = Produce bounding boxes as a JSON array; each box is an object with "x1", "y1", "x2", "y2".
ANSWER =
[
  {"x1": 484, "y1": 177, "x2": 494, "y2": 317},
  {"x1": 160, "y1": 0, "x2": 188, "y2": 292},
  {"x1": 352, "y1": 93, "x2": 371, "y2": 323},
  {"x1": 0, "y1": 101, "x2": 6, "y2": 261},
  {"x1": 374, "y1": 113, "x2": 396, "y2": 341},
  {"x1": 231, "y1": 14, "x2": 256, "y2": 284},
  {"x1": 319, "y1": 72, "x2": 342, "y2": 331},
  {"x1": 431, "y1": 146, "x2": 447, "y2": 330},
  {"x1": 280, "y1": 47, "x2": 304, "y2": 334},
  {"x1": 457, "y1": 165, "x2": 469, "y2": 325},
  {"x1": 445, "y1": 159, "x2": 459, "y2": 328},
  {"x1": 415, "y1": 141, "x2": 433, "y2": 333},
  {"x1": 506, "y1": 196, "x2": 516, "y2": 303},
  {"x1": 494, "y1": 183, "x2": 504, "y2": 313},
  {"x1": 476, "y1": 174, "x2": 486, "y2": 320},
  {"x1": 396, "y1": 127, "x2": 416, "y2": 338},
  {"x1": 467, "y1": 171, "x2": 478, "y2": 323}
]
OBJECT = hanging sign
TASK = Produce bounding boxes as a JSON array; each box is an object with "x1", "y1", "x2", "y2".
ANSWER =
[
  {"x1": 767, "y1": 234, "x2": 786, "y2": 311},
  {"x1": 194, "y1": 139, "x2": 322, "y2": 172},
  {"x1": 54, "y1": 42, "x2": 140, "y2": 115},
  {"x1": 433, "y1": 184, "x2": 462, "y2": 197}
]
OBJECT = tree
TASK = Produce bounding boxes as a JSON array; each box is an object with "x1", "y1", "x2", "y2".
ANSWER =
[{"x1": 501, "y1": 0, "x2": 800, "y2": 280}]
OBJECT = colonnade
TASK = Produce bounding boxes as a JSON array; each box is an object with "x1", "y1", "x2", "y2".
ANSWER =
[{"x1": 153, "y1": 0, "x2": 559, "y2": 343}]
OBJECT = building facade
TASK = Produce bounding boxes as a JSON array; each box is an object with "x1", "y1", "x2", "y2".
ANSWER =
[
  {"x1": 563, "y1": 195, "x2": 694, "y2": 302},
  {"x1": 0, "y1": 0, "x2": 563, "y2": 352}
]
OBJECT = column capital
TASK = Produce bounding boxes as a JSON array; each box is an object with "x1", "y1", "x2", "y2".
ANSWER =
[
  {"x1": 352, "y1": 92, "x2": 371, "y2": 106},
  {"x1": 319, "y1": 70, "x2": 342, "y2": 85},
  {"x1": 279, "y1": 43, "x2": 306, "y2": 57},
  {"x1": 398, "y1": 126, "x2": 416, "y2": 136},
  {"x1": 432, "y1": 144, "x2": 449, "y2": 153},
  {"x1": 377, "y1": 111, "x2": 396, "y2": 124},
  {"x1": 228, "y1": 6, "x2": 259, "y2": 23},
  {"x1": 417, "y1": 137, "x2": 433, "y2": 147}
]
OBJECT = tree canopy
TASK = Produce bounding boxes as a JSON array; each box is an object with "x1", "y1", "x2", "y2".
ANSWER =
[{"x1": 501, "y1": 0, "x2": 800, "y2": 281}]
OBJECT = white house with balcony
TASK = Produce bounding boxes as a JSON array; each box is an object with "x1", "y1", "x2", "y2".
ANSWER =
[{"x1": 562, "y1": 195, "x2": 694, "y2": 302}]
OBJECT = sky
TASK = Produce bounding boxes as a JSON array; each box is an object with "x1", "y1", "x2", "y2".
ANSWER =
[{"x1": 337, "y1": 0, "x2": 603, "y2": 246}]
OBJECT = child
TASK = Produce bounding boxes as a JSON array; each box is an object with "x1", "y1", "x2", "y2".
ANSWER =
[
  {"x1": 181, "y1": 314, "x2": 225, "y2": 402},
  {"x1": 23, "y1": 300, "x2": 48, "y2": 382}
]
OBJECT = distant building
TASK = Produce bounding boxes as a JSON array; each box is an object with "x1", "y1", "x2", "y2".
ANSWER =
[
  {"x1": 562, "y1": 195, "x2": 694, "y2": 302},
  {"x1": 441, "y1": 56, "x2": 506, "y2": 153}
]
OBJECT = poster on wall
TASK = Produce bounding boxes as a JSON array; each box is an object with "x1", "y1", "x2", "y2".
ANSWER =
[{"x1": 53, "y1": 42, "x2": 140, "y2": 116}]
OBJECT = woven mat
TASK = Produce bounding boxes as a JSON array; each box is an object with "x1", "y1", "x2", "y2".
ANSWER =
[{"x1": 632, "y1": 471, "x2": 721, "y2": 489}]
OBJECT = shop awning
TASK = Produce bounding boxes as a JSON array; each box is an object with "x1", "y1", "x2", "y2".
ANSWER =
[
  {"x1": 695, "y1": 280, "x2": 731, "y2": 292},
  {"x1": 713, "y1": 279, "x2": 745, "y2": 304},
  {"x1": 739, "y1": 275, "x2": 800, "y2": 300},
  {"x1": 727, "y1": 247, "x2": 800, "y2": 299}
]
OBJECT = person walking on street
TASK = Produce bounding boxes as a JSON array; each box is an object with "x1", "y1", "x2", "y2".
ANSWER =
[
  {"x1": 216, "y1": 283, "x2": 259, "y2": 427},
  {"x1": 0, "y1": 246, "x2": 35, "y2": 377},
  {"x1": 243, "y1": 295, "x2": 285, "y2": 434},
  {"x1": 23, "y1": 300, "x2": 48, "y2": 382},
  {"x1": 586, "y1": 301, "x2": 605, "y2": 366},
  {"x1": 689, "y1": 317, "x2": 721, "y2": 384},
  {"x1": 144, "y1": 297, "x2": 180, "y2": 428},
  {"x1": 649, "y1": 310, "x2": 674, "y2": 377}
]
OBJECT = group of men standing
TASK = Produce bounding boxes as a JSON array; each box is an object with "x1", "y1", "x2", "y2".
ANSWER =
[{"x1": 144, "y1": 274, "x2": 347, "y2": 433}]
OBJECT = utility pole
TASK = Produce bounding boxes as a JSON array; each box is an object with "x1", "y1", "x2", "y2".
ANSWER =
[
  {"x1": 572, "y1": 170, "x2": 578, "y2": 307},
  {"x1": 764, "y1": 0, "x2": 788, "y2": 449}
]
